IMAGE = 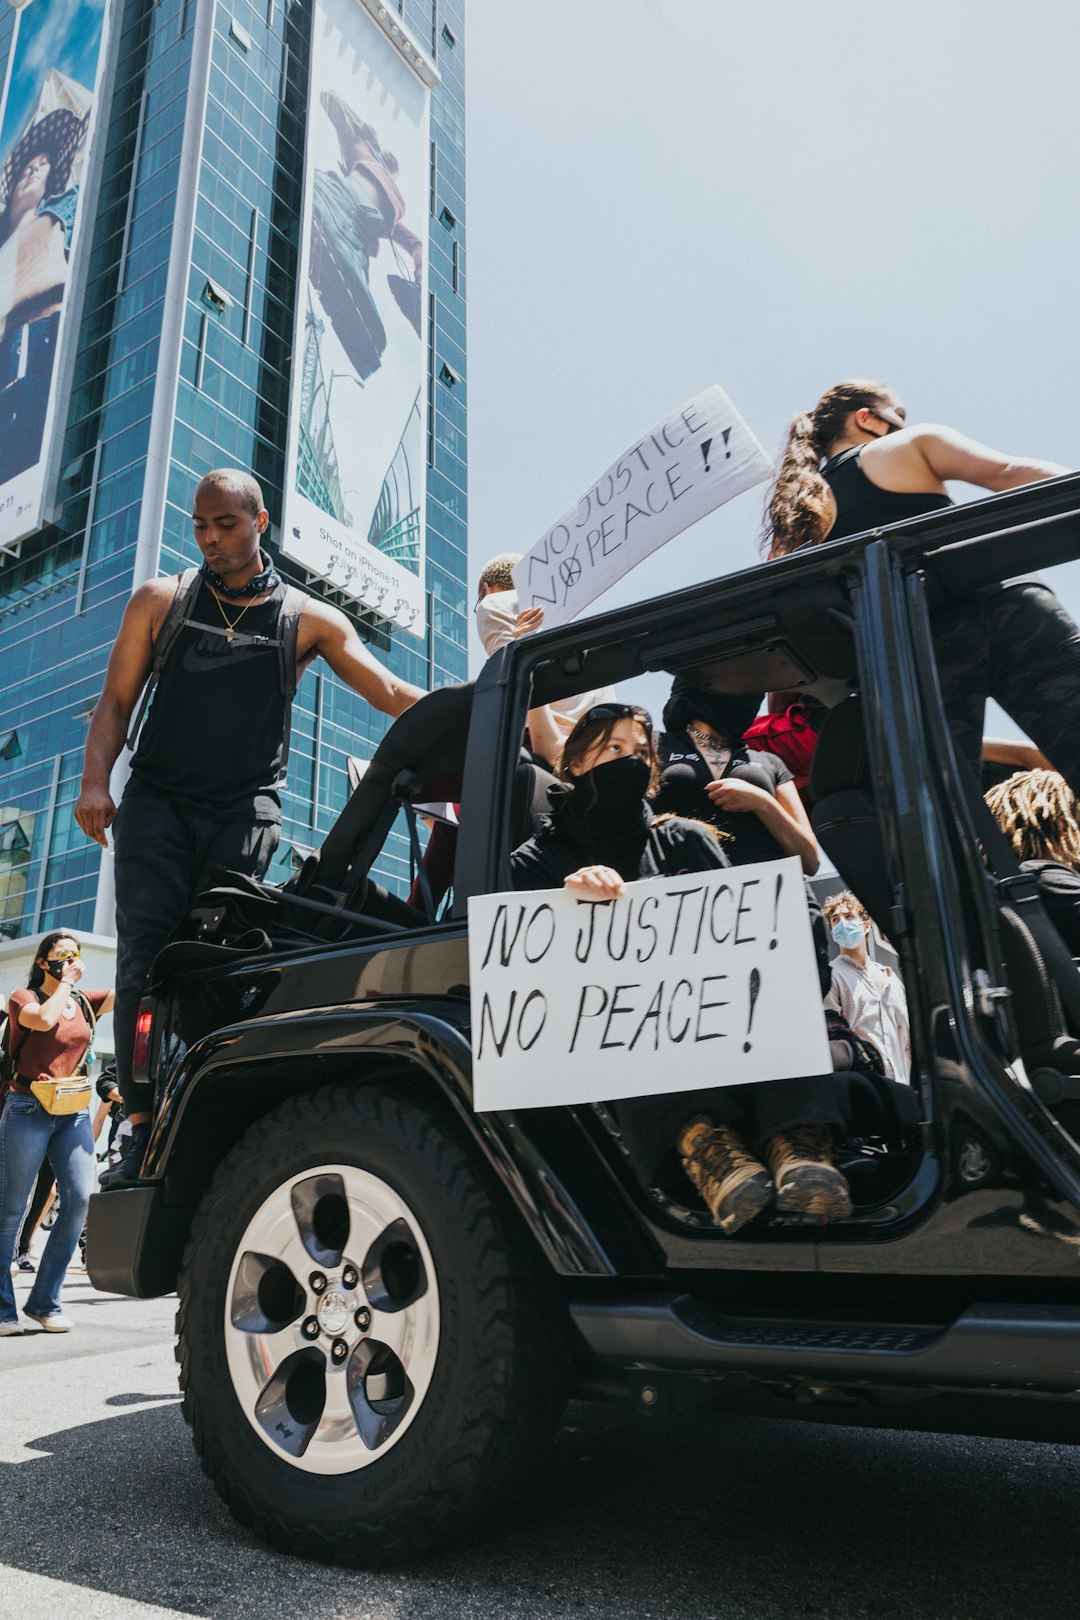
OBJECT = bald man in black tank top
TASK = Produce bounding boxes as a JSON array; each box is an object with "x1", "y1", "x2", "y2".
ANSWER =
[
  {"x1": 814, "y1": 393, "x2": 1079, "y2": 793},
  {"x1": 75, "y1": 469, "x2": 424, "y2": 1186}
]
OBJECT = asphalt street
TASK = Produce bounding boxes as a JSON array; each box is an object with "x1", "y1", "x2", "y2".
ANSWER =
[{"x1": 2, "y1": 1270, "x2": 1079, "y2": 1620}]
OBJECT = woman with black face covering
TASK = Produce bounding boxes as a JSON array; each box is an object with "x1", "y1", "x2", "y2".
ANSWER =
[
  {"x1": 1, "y1": 932, "x2": 112, "y2": 1334},
  {"x1": 509, "y1": 703, "x2": 727, "y2": 893},
  {"x1": 509, "y1": 704, "x2": 870, "y2": 1233},
  {"x1": 655, "y1": 679, "x2": 819, "y2": 874}
]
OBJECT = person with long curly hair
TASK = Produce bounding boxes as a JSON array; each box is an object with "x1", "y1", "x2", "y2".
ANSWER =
[{"x1": 764, "y1": 379, "x2": 1080, "y2": 798}]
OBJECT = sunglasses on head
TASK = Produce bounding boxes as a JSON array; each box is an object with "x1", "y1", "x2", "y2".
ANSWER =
[{"x1": 580, "y1": 703, "x2": 654, "y2": 730}]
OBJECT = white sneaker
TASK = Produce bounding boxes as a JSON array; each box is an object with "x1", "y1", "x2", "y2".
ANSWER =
[
  {"x1": 24, "y1": 1311, "x2": 73, "y2": 1333},
  {"x1": 0, "y1": 1320, "x2": 23, "y2": 1336}
]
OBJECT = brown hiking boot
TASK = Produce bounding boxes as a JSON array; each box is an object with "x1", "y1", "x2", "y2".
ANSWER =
[
  {"x1": 764, "y1": 1125, "x2": 853, "y2": 1222},
  {"x1": 678, "y1": 1115, "x2": 774, "y2": 1235}
]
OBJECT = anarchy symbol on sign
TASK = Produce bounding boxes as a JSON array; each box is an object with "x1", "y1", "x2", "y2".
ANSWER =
[{"x1": 559, "y1": 556, "x2": 582, "y2": 588}]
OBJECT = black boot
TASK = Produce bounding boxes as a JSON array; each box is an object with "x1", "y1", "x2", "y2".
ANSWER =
[{"x1": 99, "y1": 1123, "x2": 151, "y2": 1190}]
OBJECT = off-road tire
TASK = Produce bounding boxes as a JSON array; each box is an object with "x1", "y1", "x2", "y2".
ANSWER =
[{"x1": 176, "y1": 1085, "x2": 566, "y2": 1563}]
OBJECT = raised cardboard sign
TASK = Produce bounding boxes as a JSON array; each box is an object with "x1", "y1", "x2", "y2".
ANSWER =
[{"x1": 511, "y1": 384, "x2": 773, "y2": 629}]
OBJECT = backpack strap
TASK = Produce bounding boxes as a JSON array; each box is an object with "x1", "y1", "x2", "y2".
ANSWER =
[
  {"x1": 4, "y1": 989, "x2": 41, "y2": 1082},
  {"x1": 72, "y1": 989, "x2": 98, "y2": 1075},
  {"x1": 126, "y1": 570, "x2": 305, "y2": 765},
  {"x1": 126, "y1": 568, "x2": 204, "y2": 751},
  {"x1": 275, "y1": 585, "x2": 305, "y2": 775}
]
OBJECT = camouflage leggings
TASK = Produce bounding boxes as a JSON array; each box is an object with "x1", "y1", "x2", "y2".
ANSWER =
[{"x1": 932, "y1": 581, "x2": 1080, "y2": 794}]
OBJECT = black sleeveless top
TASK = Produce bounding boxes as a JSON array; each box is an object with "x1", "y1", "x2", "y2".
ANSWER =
[
  {"x1": 130, "y1": 582, "x2": 289, "y2": 819},
  {"x1": 823, "y1": 446, "x2": 952, "y2": 541}
]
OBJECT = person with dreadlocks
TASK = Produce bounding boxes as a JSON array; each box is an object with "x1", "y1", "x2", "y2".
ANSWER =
[
  {"x1": 986, "y1": 770, "x2": 1080, "y2": 955},
  {"x1": 765, "y1": 380, "x2": 1080, "y2": 799},
  {"x1": 75, "y1": 468, "x2": 424, "y2": 1187}
]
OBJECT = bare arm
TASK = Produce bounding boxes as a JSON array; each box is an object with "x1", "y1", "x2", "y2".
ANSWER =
[
  {"x1": 910, "y1": 424, "x2": 1070, "y2": 493},
  {"x1": 982, "y1": 738, "x2": 1055, "y2": 772},
  {"x1": 75, "y1": 584, "x2": 171, "y2": 847},
  {"x1": 300, "y1": 599, "x2": 424, "y2": 716},
  {"x1": 525, "y1": 704, "x2": 563, "y2": 769},
  {"x1": 705, "y1": 777, "x2": 820, "y2": 875}
]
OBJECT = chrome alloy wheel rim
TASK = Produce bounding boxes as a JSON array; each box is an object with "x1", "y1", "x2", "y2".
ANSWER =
[{"x1": 224, "y1": 1164, "x2": 440, "y2": 1474}]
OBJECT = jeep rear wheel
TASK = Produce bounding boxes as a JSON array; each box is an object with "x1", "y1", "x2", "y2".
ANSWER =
[{"x1": 176, "y1": 1086, "x2": 565, "y2": 1563}]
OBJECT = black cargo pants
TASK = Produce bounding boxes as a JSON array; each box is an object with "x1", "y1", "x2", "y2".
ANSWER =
[
  {"x1": 932, "y1": 580, "x2": 1080, "y2": 794},
  {"x1": 111, "y1": 786, "x2": 279, "y2": 1116}
]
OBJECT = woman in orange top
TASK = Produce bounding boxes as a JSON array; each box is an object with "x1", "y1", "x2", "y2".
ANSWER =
[{"x1": 1, "y1": 932, "x2": 113, "y2": 1334}]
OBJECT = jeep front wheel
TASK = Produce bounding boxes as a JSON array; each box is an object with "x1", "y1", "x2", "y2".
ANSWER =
[{"x1": 176, "y1": 1086, "x2": 564, "y2": 1562}]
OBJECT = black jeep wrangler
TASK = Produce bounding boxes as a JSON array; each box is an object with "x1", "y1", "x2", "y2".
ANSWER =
[{"x1": 88, "y1": 477, "x2": 1080, "y2": 1564}]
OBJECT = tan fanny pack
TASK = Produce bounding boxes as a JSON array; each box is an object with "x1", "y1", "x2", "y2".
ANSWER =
[
  {"x1": 27, "y1": 990, "x2": 96, "y2": 1116},
  {"x1": 29, "y1": 1076, "x2": 92, "y2": 1115}
]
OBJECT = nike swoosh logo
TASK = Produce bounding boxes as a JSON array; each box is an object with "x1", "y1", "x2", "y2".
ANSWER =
[{"x1": 181, "y1": 635, "x2": 276, "y2": 673}]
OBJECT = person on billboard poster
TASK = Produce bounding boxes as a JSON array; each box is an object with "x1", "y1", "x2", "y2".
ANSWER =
[
  {"x1": 309, "y1": 89, "x2": 422, "y2": 385},
  {"x1": 0, "y1": 105, "x2": 89, "y2": 485}
]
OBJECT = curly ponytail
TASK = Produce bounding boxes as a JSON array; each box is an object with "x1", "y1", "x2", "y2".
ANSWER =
[{"x1": 764, "y1": 379, "x2": 898, "y2": 558}]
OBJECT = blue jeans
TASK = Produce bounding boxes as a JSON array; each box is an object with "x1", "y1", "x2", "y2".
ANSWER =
[{"x1": 0, "y1": 1095, "x2": 95, "y2": 1323}]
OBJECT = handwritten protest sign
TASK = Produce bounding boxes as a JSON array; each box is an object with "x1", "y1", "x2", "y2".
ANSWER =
[
  {"x1": 511, "y1": 385, "x2": 773, "y2": 630},
  {"x1": 468, "y1": 856, "x2": 830, "y2": 1112}
]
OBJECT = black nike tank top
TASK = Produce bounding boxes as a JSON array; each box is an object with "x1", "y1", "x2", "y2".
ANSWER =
[
  {"x1": 130, "y1": 582, "x2": 288, "y2": 817},
  {"x1": 823, "y1": 446, "x2": 952, "y2": 541}
]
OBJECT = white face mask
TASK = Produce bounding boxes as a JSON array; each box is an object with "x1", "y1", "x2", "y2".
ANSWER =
[{"x1": 832, "y1": 918, "x2": 866, "y2": 950}]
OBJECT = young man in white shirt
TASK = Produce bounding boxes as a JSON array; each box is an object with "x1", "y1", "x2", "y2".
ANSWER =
[{"x1": 822, "y1": 891, "x2": 911, "y2": 1083}]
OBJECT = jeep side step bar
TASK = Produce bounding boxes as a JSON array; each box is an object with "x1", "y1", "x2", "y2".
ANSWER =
[{"x1": 570, "y1": 1294, "x2": 1080, "y2": 1393}]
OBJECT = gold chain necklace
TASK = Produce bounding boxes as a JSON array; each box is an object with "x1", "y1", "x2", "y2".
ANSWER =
[{"x1": 212, "y1": 589, "x2": 259, "y2": 645}]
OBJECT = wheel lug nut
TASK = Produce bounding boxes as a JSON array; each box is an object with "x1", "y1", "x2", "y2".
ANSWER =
[
  {"x1": 342, "y1": 1264, "x2": 359, "y2": 1289},
  {"x1": 301, "y1": 1316, "x2": 320, "y2": 1340},
  {"x1": 309, "y1": 1271, "x2": 327, "y2": 1295},
  {"x1": 330, "y1": 1338, "x2": 348, "y2": 1364},
  {"x1": 354, "y1": 1306, "x2": 371, "y2": 1332}
]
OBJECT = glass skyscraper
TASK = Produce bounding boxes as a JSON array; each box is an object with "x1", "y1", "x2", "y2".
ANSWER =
[{"x1": 0, "y1": 0, "x2": 467, "y2": 950}]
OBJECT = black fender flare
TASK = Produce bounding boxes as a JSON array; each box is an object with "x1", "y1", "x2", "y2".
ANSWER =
[{"x1": 148, "y1": 1002, "x2": 662, "y2": 1281}]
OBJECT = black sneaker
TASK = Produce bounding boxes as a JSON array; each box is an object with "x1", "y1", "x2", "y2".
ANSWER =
[{"x1": 98, "y1": 1123, "x2": 151, "y2": 1190}]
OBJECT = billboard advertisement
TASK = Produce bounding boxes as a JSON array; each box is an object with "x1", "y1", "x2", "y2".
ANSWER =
[
  {"x1": 282, "y1": 0, "x2": 432, "y2": 639},
  {"x1": 0, "y1": 0, "x2": 111, "y2": 555}
]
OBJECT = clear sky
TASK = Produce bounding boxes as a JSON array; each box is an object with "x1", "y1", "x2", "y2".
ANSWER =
[{"x1": 463, "y1": 0, "x2": 1080, "y2": 734}]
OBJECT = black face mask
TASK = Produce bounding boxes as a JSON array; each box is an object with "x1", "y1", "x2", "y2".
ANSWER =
[
  {"x1": 576, "y1": 754, "x2": 651, "y2": 828},
  {"x1": 46, "y1": 956, "x2": 76, "y2": 976}
]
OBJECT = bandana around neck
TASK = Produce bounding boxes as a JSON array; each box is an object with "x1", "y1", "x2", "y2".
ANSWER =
[{"x1": 201, "y1": 548, "x2": 281, "y2": 600}]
